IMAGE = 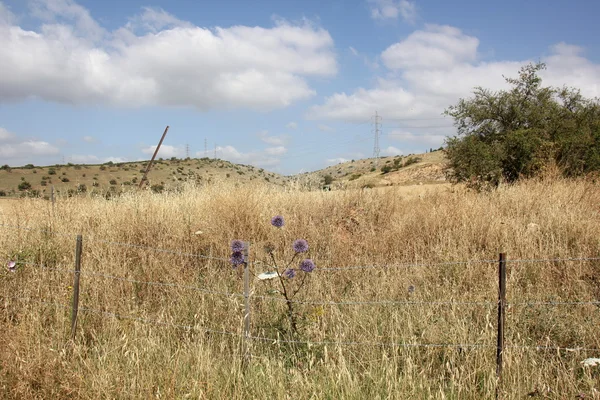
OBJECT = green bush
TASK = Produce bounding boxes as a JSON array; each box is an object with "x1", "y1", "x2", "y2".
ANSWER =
[
  {"x1": 445, "y1": 62, "x2": 600, "y2": 189},
  {"x1": 18, "y1": 181, "x2": 32, "y2": 191}
]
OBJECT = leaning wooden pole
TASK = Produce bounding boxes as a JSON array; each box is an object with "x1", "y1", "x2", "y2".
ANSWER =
[
  {"x1": 138, "y1": 126, "x2": 169, "y2": 189},
  {"x1": 70, "y1": 235, "x2": 83, "y2": 341}
]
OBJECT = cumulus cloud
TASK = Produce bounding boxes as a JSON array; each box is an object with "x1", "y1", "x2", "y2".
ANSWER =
[
  {"x1": 82, "y1": 135, "x2": 97, "y2": 143},
  {"x1": 258, "y1": 131, "x2": 289, "y2": 146},
  {"x1": 381, "y1": 146, "x2": 403, "y2": 156},
  {"x1": 381, "y1": 25, "x2": 478, "y2": 70},
  {"x1": 68, "y1": 154, "x2": 125, "y2": 164},
  {"x1": 286, "y1": 121, "x2": 298, "y2": 130},
  {"x1": 0, "y1": 0, "x2": 337, "y2": 110},
  {"x1": 368, "y1": 0, "x2": 417, "y2": 23},
  {"x1": 388, "y1": 130, "x2": 446, "y2": 147},
  {"x1": 308, "y1": 24, "x2": 600, "y2": 148},
  {"x1": 141, "y1": 144, "x2": 184, "y2": 158},
  {"x1": 326, "y1": 157, "x2": 349, "y2": 165}
]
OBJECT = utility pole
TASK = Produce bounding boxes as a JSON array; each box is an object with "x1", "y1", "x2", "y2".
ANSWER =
[
  {"x1": 204, "y1": 138, "x2": 208, "y2": 157},
  {"x1": 372, "y1": 111, "x2": 381, "y2": 169},
  {"x1": 214, "y1": 143, "x2": 217, "y2": 160}
]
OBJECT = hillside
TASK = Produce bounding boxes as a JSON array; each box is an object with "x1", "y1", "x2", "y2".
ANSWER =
[
  {"x1": 0, "y1": 158, "x2": 289, "y2": 198},
  {"x1": 294, "y1": 150, "x2": 448, "y2": 189}
]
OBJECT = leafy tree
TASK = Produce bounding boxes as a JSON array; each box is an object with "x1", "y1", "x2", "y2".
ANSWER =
[
  {"x1": 18, "y1": 181, "x2": 32, "y2": 191},
  {"x1": 444, "y1": 62, "x2": 600, "y2": 189},
  {"x1": 323, "y1": 174, "x2": 334, "y2": 185}
]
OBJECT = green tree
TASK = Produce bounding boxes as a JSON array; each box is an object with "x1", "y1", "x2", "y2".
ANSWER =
[
  {"x1": 444, "y1": 62, "x2": 600, "y2": 189},
  {"x1": 323, "y1": 174, "x2": 334, "y2": 185}
]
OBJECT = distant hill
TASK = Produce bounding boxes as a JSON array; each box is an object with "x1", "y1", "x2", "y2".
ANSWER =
[
  {"x1": 292, "y1": 150, "x2": 448, "y2": 189},
  {"x1": 0, "y1": 158, "x2": 289, "y2": 198},
  {"x1": 0, "y1": 150, "x2": 448, "y2": 198}
]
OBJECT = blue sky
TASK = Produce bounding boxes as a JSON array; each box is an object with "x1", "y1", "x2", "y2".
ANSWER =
[{"x1": 1, "y1": 0, "x2": 599, "y2": 174}]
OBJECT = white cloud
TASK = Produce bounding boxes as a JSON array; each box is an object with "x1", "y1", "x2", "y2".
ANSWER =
[
  {"x1": 141, "y1": 144, "x2": 184, "y2": 158},
  {"x1": 0, "y1": 1, "x2": 337, "y2": 110},
  {"x1": 29, "y1": 0, "x2": 105, "y2": 41},
  {"x1": 368, "y1": 0, "x2": 417, "y2": 23},
  {"x1": 0, "y1": 140, "x2": 60, "y2": 159},
  {"x1": 381, "y1": 146, "x2": 403, "y2": 156},
  {"x1": 308, "y1": 23, "x2": 600, "y2": 147},
  {"x1": 388, "y1": 130, "x2": 446, "y2": 146},
  {"x1": 264, "y1": 146, "x2": 287, "y2": 156},
  {"x1": 326, "y1": 157, "x2": 349, "y2": 165},
  {"x1": 125, "y1": 7, "x2": 192, "y2": 33},
  {"x1": 0, "y1": 127, "x2": 16, "y2": 142},
  {"x1": 258, "y1": 131, "x2": 289, "y2": 146},
  {"x1": 104, "y1": 156, "x2": 127, "y2": 163},
  {"x1": 0, "y1": 2, "x2": 16, "y2": 25},
  {"x1": 286, "y1": 121, "x2": 298, "y2": 130},
  {"x1": 381, "y1": 24, "x2": 479, "y2": 70},
  {"x1": 82, "y1": 135, "x2": 97, "y2": 143}
]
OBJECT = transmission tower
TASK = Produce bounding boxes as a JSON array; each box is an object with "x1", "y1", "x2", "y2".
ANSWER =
[
  {"x1": 185, "y1": 144, "x2": 190, "y2": 159},
  {"x1": 372, "y1": 111, "x2": 381, "y2": 168},
  {"x1": 204, "y1": 138, "x2": 208, "y2": 157},
  {"x1": 214, "y1": 143, "x2": 217, "y2": 159}
]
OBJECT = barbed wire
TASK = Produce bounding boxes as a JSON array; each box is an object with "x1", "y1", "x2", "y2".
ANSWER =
[
  {"x1": 250, "y1": 295, "x2": 496, "y2": 306},
  {"x1": 317, "y1": 256, "x2": 600, "y2": 271},
  {"x1": 2, "y1": 259, "x2": 75, "y2": 274},
  {"x1": 81, "y1": 270, "x2": 244, "y2": 298},
  {"x1": 7, "y1": 296, "x2": 600, "y2": 352},
  {"x1": 508, "y1": 301, "x2": 600, "y2": 306},
  {"x1": 86, "y1": 238, "x2": 232, "y2": 263}
]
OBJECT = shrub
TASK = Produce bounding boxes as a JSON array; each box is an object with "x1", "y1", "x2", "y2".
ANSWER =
[
  {"x1": 109, "y1": 179, "x2": 117, "y2": 185},
  {"x1": 18, "y1": 181, "x2": 32, "y2": 191},
  {"x1": 48, "y1": 168, "x2": 56, "y2": 175},
  {"x1": 151, "y1": 184, "x2": 164, "y2": 193},
  {"x1": 61, "y1": 177, "x2": 70, "y2": 182}
]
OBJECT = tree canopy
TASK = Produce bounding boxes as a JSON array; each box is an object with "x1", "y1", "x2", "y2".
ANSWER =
[{"x1": 444, "y1": 62, "x2": 600, "y2": 189}]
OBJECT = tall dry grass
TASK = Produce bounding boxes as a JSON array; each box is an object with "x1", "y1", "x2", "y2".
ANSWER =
[{"x1": 0, "y1": 177, "x2": 599, "y2": 399}]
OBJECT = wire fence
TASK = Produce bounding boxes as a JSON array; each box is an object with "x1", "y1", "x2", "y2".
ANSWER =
[{"x1": 2, "y1": 223, "x2": 600, "y2": 388}]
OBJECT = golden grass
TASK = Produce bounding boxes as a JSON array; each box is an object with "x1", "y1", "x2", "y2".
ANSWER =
[{"x1": 1, "y1": 177, "x2": 599, "y2": 399}]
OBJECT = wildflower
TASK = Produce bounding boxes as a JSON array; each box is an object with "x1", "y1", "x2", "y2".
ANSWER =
[
  {"x1": 271, "y1": 215, "x2": 284, "y2": 228},
  {"x1": 284, "y1": 268, "x2": 296, "y2": 279},
  {"x1": 231, "y1": 240, "x2": 244, "y2": 252},
  {"x1": 230, "y1": 251, "x2": 244, "y2": 266},
  {"x1": 299, "y1": 259, "x2": 315, "y2": 273},
  {"x1": 7, "y1": 260, "x2": 16, "y2": 272},
  {"x1": 293, "y1": 239, "x2": 309, "y2": 253}
]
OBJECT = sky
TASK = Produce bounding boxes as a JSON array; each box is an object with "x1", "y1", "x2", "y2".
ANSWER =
[{"x1": 0, "y1": 0, "x2": 599, "y2": 174}]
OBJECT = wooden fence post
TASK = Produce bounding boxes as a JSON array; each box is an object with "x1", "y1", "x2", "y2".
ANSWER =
[
  {"x1": 242, "y1": 242, "x2": 251, "y2": 367},
  {"x1": 70, "y1": 235, "x2": 83, "y2": 341},
  {"x1": 496, "y1": 252, "x2": 507, "y2": 398},
  {"x1": 51, "y1": 185, "x2": 55, "y2": 214}
]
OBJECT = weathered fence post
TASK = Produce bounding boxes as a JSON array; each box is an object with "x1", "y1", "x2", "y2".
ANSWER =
[
  {"x1": 242, "y1": 242, "x2": 251, "y2": 367},
  {"x1": 496, "y1": 252, "x2": 507, "y2": 398},
  {"x1": 51, "y1": 185, "x2": 55, "y2": 214},
  {"x1": 70, "y1": 234, "x2": 83, "y2": 341}
]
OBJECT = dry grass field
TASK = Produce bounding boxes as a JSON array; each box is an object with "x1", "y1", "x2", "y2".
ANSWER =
[{"x1": 0, "y1": 175, "x2": 599, "y2": 399}]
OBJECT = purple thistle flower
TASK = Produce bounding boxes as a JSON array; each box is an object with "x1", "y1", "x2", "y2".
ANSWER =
[
  {"x1": 293, "y1": 239, "x2": 309, "y2": 253},
  {"x1": 231, "y1": 240, "x2": 244, "y2": 252},
  {"x1": 271, "y1": 215, "x2": 284, "y2": 228},
  {"x1": 230, "y1": 251, "x2": 244, "y2": 266},
  {"x1": 7, "y1": 260, "x2": 16, "y2": 272},
  {"x1": 299, "y1": 259, "x2": 315, "y2": 273},
  {"x1": 283, "y1": 268, "x2": 296, "y2": 279}
]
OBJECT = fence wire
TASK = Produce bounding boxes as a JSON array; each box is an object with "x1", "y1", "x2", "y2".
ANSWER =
[{"x1": 6, "y1": 296, "x2": 600, "y2": 352}]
